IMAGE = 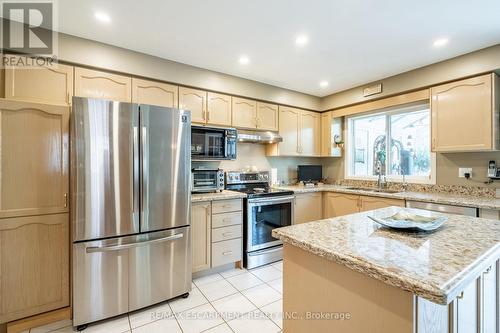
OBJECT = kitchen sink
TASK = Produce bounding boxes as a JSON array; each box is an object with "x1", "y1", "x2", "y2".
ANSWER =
[{"x1": 344, "y1": 187, "x2": 402, "y2": 194}]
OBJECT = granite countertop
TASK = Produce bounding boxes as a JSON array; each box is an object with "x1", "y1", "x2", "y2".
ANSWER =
[
  {"x1": 274, "y1": 184, "x2": 500, "y2": 210},
  {"x1": 191, "y1": 190, "x2": 246, "y2": 202},
  {"x1": 273, "y1": 206, "x2": 500, "y2": 304}
]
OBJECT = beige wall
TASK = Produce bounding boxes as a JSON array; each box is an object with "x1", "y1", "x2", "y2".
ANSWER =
[
  {"x1": 321, "y1": 44, "x2": 500, "y2": 111},
  {"x1": 57, "y1": 33, "x2": 321, "y2": 111}
]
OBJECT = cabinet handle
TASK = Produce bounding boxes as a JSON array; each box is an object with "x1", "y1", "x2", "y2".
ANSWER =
[
  {"x1": 222, "y1": 218, "x2": 231, "y2": 222},
  {"x1": 484, "y1": 266, "x2": 492, "y2": 274},
  {"x1": 67, "y1": 92, "x2": 70, "y2": 104},
  {"x1": 222, "y1": 232, "x2": 233, "y2": 237},
  {"x1": 432, "y1": 138, "x2": 436, "y2": 150},
  {"x1": 222, "y1": 251, "x2": 233, "y2": 256},
  {"x1": 457, "y1": 291, "x2": 464, "y2": 299},
  {"x1": 206, "y1": 110, "x2": 210, "y2": 121},
  {"x1": 64, "y1": 193, "x2": 68, "y2": 208}
]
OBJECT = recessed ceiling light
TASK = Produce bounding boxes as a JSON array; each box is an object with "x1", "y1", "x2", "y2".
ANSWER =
[
  {"x1": 320, "y1": 81, "x2": 329, "y2": 88},
  {"x1": 295, "y1": 34, "x2": 309, "y2": 46},
  {"x1": 239, "y1": 55, "x2": 250, "y2": 65},
  {"x1": 94, "y1": 12, "x2": 111, "y2": 24},
  {"x1": 433, "y1": 38, "x2": 449, "y2": 47}
]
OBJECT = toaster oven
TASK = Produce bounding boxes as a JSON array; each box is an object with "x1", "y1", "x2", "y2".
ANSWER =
[{"x1": 192, "y1": 168, "x2": 225, "y2": 193}]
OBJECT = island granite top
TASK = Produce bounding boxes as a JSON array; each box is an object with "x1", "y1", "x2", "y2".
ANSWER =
[{"x1": 273, "y1": 206, "x2": 500, "y2": 304}]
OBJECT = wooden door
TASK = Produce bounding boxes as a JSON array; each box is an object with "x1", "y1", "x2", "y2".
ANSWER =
[
  {"x1": 300, "y1": 110, "x2": 321, "y2": 156},
  {"x1": 179, "y1": 87, "x2": 206, "y2": 124},
  {"x1": 4, "y1": 57, "x2": 73, "y2": 106},
  {"x1": 276, "y1": 106, "x2": 300, "y2": 156},
  {"x1": 131, "y1": 78, "x2": 178, "y2": 107},
  {"x1": 323, "y1": 193, "x2": 360, "y2": 218},
  {"x1": 74, "y1": 67, "x2": 131, "y2": 102},
  {"x1": 192, "y1": 202, "x2": 211, "y2": 273},
  {"x1": 207, "y1": 92, "x2": 232, "y2": 126},
  {"x1": 0, "y1": 99, "x2": 69, "y2": 218},
  {"x1": 321, "y1": 112, "x2": 333, "y2": 156},
  {"x1": 232, "y1": 97, "x2": 257, "y2": 129},
  {"x1": 0, "y1": 213, "x2": 69, "y2": 323},
  {"x1": 359, "y1": 195, "x2": 405, "y2": 212},
  {"x1": 431, "y1": 74, "x2": 494, "y2": 152},
  {"x1": 256, "y1": 102, "x2": 279, "y2": 131},
  {"x1": 295, "y1": 193, "x2": 323, "y2": 224}
]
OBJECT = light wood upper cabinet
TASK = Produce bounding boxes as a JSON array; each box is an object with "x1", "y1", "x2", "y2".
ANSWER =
[
  {"x1": 0, "y1": 213, "x2": 69, "y2": 323},
  {"x1": 256, "y1": 102, "x2": 279, "y2": 131},
  {"x1": 359, "y1": 195, "x2": 404, "y2": 212},
  {"x1": 74, "y1": 67, "x2": 131, "y2": 102},
  {"x1": 179, "y1": 87, "x2": 207, "y2": 124},
  {"x1": 300, "y1": 110, "x2": 321, "y2": 156},
  {"x1": 0, "y1": 99, "x2": 69, "y2": 219},
  {"x1": 207, "y1": 92, "x2": 232, "y2": 126},
  {"x1": 131, "y1": 78, "x2": 178, "y2": 107},
  {"x1": 295, "y1": 193, "x2": 323, "y2": 224},
  {"x1": 431, "y1": 73, "x2": 499, "y2": 152},
  {"x1": 4, "y1": 57, "x2": 73, "y2": 105},
  {"x1": 232, "y1": 97, "x2": 257, "y2": 129},
  {"x1": 321, "y1": 112, "x2": 342, "y2": 157},
  {"x1": 192, "y1": 202, "x2": 211, "y2": 273},
  {"x1": 323, "y1": 193, "x2": 360, "y2": 218}
]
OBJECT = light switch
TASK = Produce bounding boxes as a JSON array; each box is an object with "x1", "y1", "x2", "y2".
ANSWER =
[{"x1": 458, "y1": 168, "x2": 472, "y2": 178}]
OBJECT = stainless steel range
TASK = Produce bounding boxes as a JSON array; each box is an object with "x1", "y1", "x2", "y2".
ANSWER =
[{"x1": 225, "y1": 171, "x2": 294, "y2": 269}]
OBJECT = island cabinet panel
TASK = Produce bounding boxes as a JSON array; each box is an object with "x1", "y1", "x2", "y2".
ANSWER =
[
  {"x1": 74, "y1": 67, "x2": 132, "y2": 102},
  {"x1": 481, "y1": 261, "x2": 498, "y2": 333},
  {"x1": 131, "y1": 78, "x2": 178, "y2": 107},
  {"x1": 207, "y1": 92, "x2": 232, "y2": 126},
  {"x1": 0, "y1": 100, "x2": 69, "y2": 218},
  {"x1": 359, "y1": 195, "x2": 405, "y2": 212},
  {"x1": 431, "y1": 73, "x2": 499, "y2": 152},
  {"x1": 300, "y1": 110, "x2": 321, "y2": 156},
  {"x1": 4, "y1": 56, "x2": 73, "y2": 105},
  {"x1": 256, "y1": 102, "x2": 279, "y2": 131},
  {"x1": 232, "y1": 97, "x2": 257, "y2": 129},
  {"x1": 416, "y1": 297, "x2": 449, "y2": 333},
  {"x1": 323, "y1": 192, "x2": 360, "y2": 218},
  {"x1": 294, "y1": 193, "x2": 323, "y2": 224},
  {"x1": 455, "y1": 278, "x2": 480, "y2": 333},
  {"x1": 179, "y1": 87, "x2": 207, "y2": 124},
  {"x1": 0, "y1": 213, "x2": 70, "y2": 323},
  {"x1": 191, "y1": 202, "x2": 212, "y2": 273}
]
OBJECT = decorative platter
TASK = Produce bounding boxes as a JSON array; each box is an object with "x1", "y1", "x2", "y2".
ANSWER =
[{"x1": 368, "y1": 209, "x2": 447, "y2": 232}]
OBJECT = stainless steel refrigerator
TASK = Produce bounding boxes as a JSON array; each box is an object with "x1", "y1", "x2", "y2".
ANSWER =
[{"x1": 71, "y1": 97, "x2": 191, "y2": 327}]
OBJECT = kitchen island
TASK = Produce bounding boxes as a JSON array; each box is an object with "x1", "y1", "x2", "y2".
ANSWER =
[{"x1": 272, "y1": 207, "x2": 500, "y2": 333}]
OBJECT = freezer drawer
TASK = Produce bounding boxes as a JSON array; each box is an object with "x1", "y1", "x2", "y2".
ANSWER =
[{"x1": 73, "y1": 227, "x2": 191, "y2": 326}]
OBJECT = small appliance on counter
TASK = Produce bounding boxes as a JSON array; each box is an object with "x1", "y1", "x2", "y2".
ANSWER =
[
  {"x1": 192, "y1": 168, "x2": 225, "y2": 193},
  {"x1": 297, "y1": 165, "x2": 323, "y2": 185},
  {"x1": 191, "y1": 126, "x2": 237, "y2": 161}
]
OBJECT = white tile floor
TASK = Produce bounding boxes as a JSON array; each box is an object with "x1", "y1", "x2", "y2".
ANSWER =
[{"x1": 24, "y1": 262, "x2": 283, "y2": 333}]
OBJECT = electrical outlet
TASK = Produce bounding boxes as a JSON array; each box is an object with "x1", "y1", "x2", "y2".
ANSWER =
[{"x1": 458, "y1": 168, "x2": 472, "y2": 178}]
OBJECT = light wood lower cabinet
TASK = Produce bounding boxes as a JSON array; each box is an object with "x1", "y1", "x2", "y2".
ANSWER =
[
  {"x1": 191, "y1": 202, "x2": 211, "y2": 273},
  {"x1": 131, "y1": 78, "x2": 178, "y2": 107},
  {"x1": 74, "y1": 67, "x2": 132, "y2": 102},
  {"x1": 0, "y1": 213, "x2": 69, "y2": 323},
  {"x1": 294, "y1": 193, "x2": 323, "y2": 224},
  {"x1": 0, "y1": 99, "x2": 69, "y2": 218},
  {"x1": 4, "y1": 56, "x2": 73, "y2": 105},
  {"x1": 323, "y1": 193, "x2": 404, "y2": 218}
]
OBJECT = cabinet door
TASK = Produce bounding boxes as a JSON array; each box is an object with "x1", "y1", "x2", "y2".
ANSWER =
[
  {"x1": 74, "y1": 67, "x2": 131, "y2": 102},
  {"x1": 232, "y1": 97, "x2": 257, "y2": 129},
  {"x1": 481, "y1": 261, "x2": 498, "y2": 333},
  {"x1": 256, "y1": 102, "x2": 279, "y2": 131},
  {"x1": 0, "y1": 99, "x2": 69, "y2": 218},
  {"x1": 295, "y1": 193, "x2": 323, "y2": 224},
  {"x1": 131, "y1": 78, "x2": 178, "y2": 107},
  {"x1": 191, "y1": 202, "x2": 211, "y2": 273},
  {"x1": 179, "y1": 87, "x2": 206, "y2": 124},
  {"x1": 456, "y1": 278, "x2": 479, "y2": 333},
  {"x1": 321, "y1": 112, "x2": 333, "y2": 156},
  {"x1": 207, "y1": 92, "x2": 232, "y2": 126},
  {"x1": 277, "y1": 106, "x2": 300, "y2": 156},
  {"x1": 359, "y1": 195, "x2": 405, "y2": 212},
  {"x1": 0, "y1": 213, "x2": 69, "y2": 323},
  {"x1": 431, "y1": 74, "x2": 494, "y2": 152},
  {"x1": 300, "y1": 110, "x2": 321, "y2": 156},
  {"x1": 323, "y1": 193, "x2": 360, "y2": 218},
  {"x1": 5, "y1": 57, "x2": 73, "y2": 105}
]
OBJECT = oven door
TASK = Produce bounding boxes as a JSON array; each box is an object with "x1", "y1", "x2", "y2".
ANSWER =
[
  {"x1": 191, "y1": 126, "x2": 227, "y2": 160},
  {"x1": 246, "y1": 195, "x2": 294, "y2": 252}
]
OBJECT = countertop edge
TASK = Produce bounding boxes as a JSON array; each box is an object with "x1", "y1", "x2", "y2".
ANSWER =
[{"x1": 191, "y1": 190, "x2": 247, "y2": 202}]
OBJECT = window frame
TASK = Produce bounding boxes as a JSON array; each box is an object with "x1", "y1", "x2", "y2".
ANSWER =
[{"x1": 344, "y1": 103, "x2": 436, "y2": 185}]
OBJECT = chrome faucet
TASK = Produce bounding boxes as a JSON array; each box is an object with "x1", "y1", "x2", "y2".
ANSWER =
[{"x1": 376, "y1": 161, "x2": 386, "y2": 189}]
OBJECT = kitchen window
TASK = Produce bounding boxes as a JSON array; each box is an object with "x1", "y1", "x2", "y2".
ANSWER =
[{"x1": 346, "y1": 103, "x2": 435, "y2": 184}]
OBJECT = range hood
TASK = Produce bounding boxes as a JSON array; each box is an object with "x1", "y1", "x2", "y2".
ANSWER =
[{"x1": 237, "y1": 130, "x2": 283, "y2": 144}]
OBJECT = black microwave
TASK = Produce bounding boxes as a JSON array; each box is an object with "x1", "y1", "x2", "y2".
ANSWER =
[{"x1": 191, "y1": 126, "x2": 237, "y2": 161}]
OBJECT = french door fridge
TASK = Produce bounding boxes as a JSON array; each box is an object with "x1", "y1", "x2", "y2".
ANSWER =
[{"x1": 71, "y1": 97, "x2": 191, "y2": 326}]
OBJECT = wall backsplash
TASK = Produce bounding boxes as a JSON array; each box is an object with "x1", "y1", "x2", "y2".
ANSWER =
[{"x1": 192, "y1": 143, "x2": 322, "y2": 184}]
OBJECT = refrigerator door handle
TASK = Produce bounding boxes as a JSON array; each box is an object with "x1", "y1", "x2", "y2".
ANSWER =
[
  {"x1": 132, "y1": 126, "x2": 139, "y2": 214},
  {"x1": 85, "y1": 233, "x2": 184, "y2": 253},
  {"x1": 141, "y1": 125, "x2": 148, "y2": 222}
]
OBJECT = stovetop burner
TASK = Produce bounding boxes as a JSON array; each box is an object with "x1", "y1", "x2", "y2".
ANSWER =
[{"x1": 224, "y1": 170, "x2": 294, "y2": 198}]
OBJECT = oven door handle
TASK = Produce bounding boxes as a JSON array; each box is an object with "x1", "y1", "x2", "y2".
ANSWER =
[{"x1": 247, "y1": 195, "x2": 295, "y2": 204}]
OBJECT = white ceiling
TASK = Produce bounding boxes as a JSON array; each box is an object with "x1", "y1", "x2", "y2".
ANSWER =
[{"x1": 55, "y1": 0, "x2": 500, "y2": 97}]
